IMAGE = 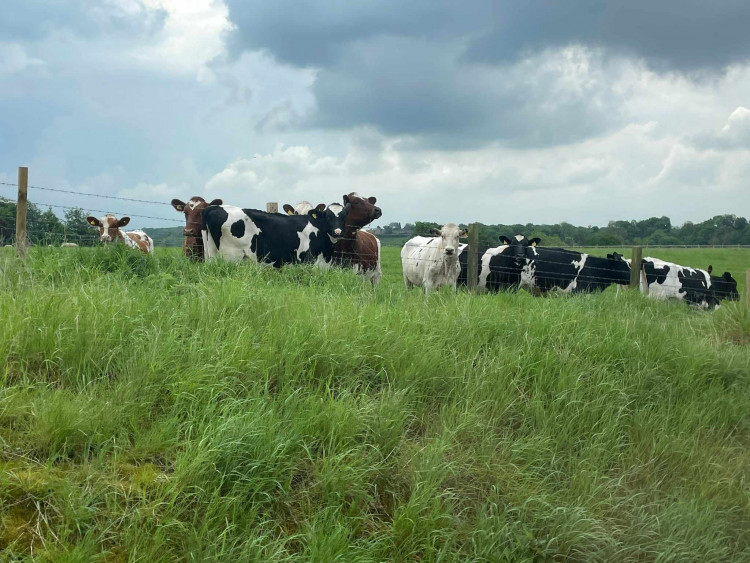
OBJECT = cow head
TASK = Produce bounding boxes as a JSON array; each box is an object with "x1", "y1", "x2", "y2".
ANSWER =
[
  {"x1": 323, "y1": 202, "x2": 351, "y2": 239},
  {"x1": 283, "y1": 201, "x2": 314, "y2": 215},
  {"x1": 87, "y1": 214, "x2": 130, "y2": 243},
  {"x1": 499, "y1": 234, "x2": 541, "y2": 266},
  {"x1": 172, "y1": 197, "x2": 223, "y2": 238},
  {"x1": 305, "y1": 203, "x2": 350, "y2": 241},
  {"x1": 710, "y1": 269, "x2": 739, "y2": 301},
  {"x1": 431, "y1": 223, "x2": 467, "y2": 257},
  {"x1": 342, "y1": 192, "x2": 382, "y2": 229}
]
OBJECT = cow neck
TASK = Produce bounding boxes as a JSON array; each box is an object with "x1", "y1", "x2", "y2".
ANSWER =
[{"x1": 336, "y1": 223, "x2": 360, "y2": 252}]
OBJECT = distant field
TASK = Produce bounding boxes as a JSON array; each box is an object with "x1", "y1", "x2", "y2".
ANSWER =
[{"x1": 1, "y1": 245, "x2": 748, "y2": 561}]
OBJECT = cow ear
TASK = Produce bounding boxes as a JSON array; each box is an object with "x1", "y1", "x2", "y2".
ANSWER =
[
  {"x1": 171, "y1": 199, "x2": 186, "y2": 212},
  {"x1": 430, "y1": 228, "x2": 441, "y2": 236},
  {"x1": 368, "y1": 196, "x2": 377, "y2": 204},
  {"x1": 459, "y1": 230, "x2": 468, "y2": 238},
  {"x1": 86, "y1": 216, "x2": 101, "y2": 227},
  {"x1": 343, "y1": 194, "x2": 350, "y2": 204},
  {"x1": 723, "y1": 272, "x2": 733, "y2": 280},
  {"x1": 209, "y1": 199, "x2": 223, "y2": 206},
  {"x1": 315, "y1": 203, "x2": 326, "y2": 212},
  {"x1": 499, "y1": 235, "x2": 511, "y2": 245},
  {"x1": 118, "y1": 217, "x2": 131, "y2": 227},
  {"x1": 707, "y1": 264, "x2": 713, "y2": 274},
  {"x1": 529, "y1": 238, "x2": 541, "y2": 247},
  {"x1": 283, "y1": 204, "x2": 295, "y2": 215}
]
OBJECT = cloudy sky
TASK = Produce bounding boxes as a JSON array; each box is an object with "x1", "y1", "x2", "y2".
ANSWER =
[{"x1": 1, "y1": 0, "x2": 749, "y2": 230}]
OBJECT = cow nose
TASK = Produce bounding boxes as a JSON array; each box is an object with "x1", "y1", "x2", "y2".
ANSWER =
[
  {"x1": 373, "y1": 207, "x2": 382, "y2": 219},
  {"x1": 184, "y1": 229, "x2": 198, "y2": 237},
  {"x1": 445, "y1": 248, "x2": 454, "y2": 255},
  {"x1": 334, "y1": 228, "x2": 342, "y2": 236},
  {"x1": 101, "y1": 235, "x2": 111, "y2": 242}
]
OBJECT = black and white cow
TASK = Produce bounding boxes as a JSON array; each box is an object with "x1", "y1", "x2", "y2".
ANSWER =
[
  {"x1": 201, "y1": 203, "x2": 349, "y2": 266},
  {"x1": 607, "y1": 254, "x2": 739, "y2": 308},
  {"x1": 707, "y1": 265, "x2": 740, "y2": 302},
  {"x1": 636, "y1": 257, "x2": 721, "y2": 308},
  {"x1": 476, "y1": 235, "x2": 539, "y2": 292},
  {"x1": 518, "y1": 238, "x2": 631, "y2": 293}
]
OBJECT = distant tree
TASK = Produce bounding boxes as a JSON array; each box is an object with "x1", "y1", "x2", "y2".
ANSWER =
[
  {"x1": 64, "y1": 207, "x2": 97, "y2": 245},
  {"x1": 413, "y1": 221, "x2": 441, "y2": 236}
]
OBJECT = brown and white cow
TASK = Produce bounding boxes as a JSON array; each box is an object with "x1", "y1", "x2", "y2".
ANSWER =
[
  {"x1": 171, "y1": 196, "x2": 223, "y2": 260},
  {"x1": 86, "y1": 214, "x2": 154, "y2": 254},
  {"x1": 332, "y1": 192, "x2": 383, "y2": 285}
]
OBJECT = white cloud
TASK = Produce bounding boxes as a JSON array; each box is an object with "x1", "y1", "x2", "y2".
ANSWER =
[
  {"x1": 130, "y1": 0, "x2": 233, "y2": 78},
  {"x1": 205, "y1": 113, "x2": 750, "y2": 228},
  {"x1": 0, "y1": 43, "x2": 43, "y2": 76}
]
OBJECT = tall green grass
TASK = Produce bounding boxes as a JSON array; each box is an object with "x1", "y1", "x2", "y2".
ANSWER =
[{"x1": 1, "y1": 246, "x2": 748, "y2": 561}]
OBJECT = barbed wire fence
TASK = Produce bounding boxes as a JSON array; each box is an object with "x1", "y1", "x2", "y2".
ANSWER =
[
  {"x1": 2, "y1": 166, "x2": 749, "y2": 301},
  {"x1": 0, "y1": 167, "x2": 182, "y2": 251}
]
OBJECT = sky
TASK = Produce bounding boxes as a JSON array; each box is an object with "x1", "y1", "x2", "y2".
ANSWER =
[{"x1": 1, "y1": 0, "x2": 749, "y2": 230}]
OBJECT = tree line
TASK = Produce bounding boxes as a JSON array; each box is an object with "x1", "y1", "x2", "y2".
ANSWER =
[
  {"x1": 0, "y1": 198, "x2": 94, "y2": 245},
  {"x1": 411, "y1": 214, "x2": 750, "y2": 248}
]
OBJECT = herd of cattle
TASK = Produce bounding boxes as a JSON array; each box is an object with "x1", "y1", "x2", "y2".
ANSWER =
[
  {"x1": 402, "y1": 226, "x2": 739, "y2": 309},
  {"x1": 80, "y1": 198, "x2": 739, "y2": 309},
  {"x1": 84, "y1": 193, "x2": 384, "y2": 284}
]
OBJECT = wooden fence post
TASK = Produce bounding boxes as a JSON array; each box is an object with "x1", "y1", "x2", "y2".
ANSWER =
[
  {"x1": 16, "y1": 166, "x2": 28, "y2": 259},
  {"x1": 746, "y1": 269, "x2": 749, "y2": 302},
  {"x1": 467, "y1": 223, "x2": 479, "y2": 292},
  {"x1": 266, "y1": 202, "x2": 278, "y2": 214},
  {"x1": 629, "y1": 246, "x2": 642, "y2": 290}
]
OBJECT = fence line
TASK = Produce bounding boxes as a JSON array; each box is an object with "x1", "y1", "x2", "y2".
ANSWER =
[
  {"x1": 2, "y1": 168, "x2": 749, "y2": 302},
  {"x1": 0, "y1": 180, "x2": 173, "y2": 206}
]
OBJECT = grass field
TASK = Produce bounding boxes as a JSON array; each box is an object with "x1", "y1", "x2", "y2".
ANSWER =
[{"x1": 1, "y1": 245, "x2": 749, "y2": 561}]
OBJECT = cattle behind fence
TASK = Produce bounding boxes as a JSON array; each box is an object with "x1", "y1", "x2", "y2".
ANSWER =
[{"x1": 3, "y1": 166, "x2": 750, "y2": 303}]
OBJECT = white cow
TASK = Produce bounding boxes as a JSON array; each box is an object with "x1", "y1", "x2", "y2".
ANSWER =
[
  {"x1": 282, "y1": 201, "x2": 314, "y2": 215},
  {"x1": 401, "y1": 223, "x2": 467, "y2": 294}
]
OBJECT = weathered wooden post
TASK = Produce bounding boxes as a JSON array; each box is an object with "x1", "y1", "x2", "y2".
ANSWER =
[
  {"x1": 266, "y1": 202, "x2": 278, "y2": 214},
  {"x1": 15, "y1": 166, "x2": 28, "y2": 259},
  {"x1": 467, "y1": 222, "x2": 479, "y2": 292},
  {"x1": 629, "y1": 246, "x2": 642, "y2": 290},
  {"x1": 746, "y1": 269, "x2": 749, "y2": 302}
]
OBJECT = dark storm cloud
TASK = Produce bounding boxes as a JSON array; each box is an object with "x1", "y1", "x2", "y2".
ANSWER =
[
  {"x1": 467, "y1": 1, "x2": 750, "y2": 72},
  {"x1": 223, "y1": 0, "x2": 495, "y2": 67},
  {"x1": 307, "y1": 36, "x2": 622, "y2": 149},
  {"x1": 225, "y1": 1, "x2": 750, "y2": 148},
  {"x1": 225, "y1": 0, "x2": 750, "y2": 71}
]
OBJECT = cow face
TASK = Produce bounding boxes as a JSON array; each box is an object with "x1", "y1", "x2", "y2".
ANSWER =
[
  {"x1": 322, "y1": 202, "x2": 351, "y2": 238},
  {"x1": 87, "y1": 214, "x2": 130, "y2": 243},
  {"x1": 499, "y1": 234, "x2": 540, "y2": 266},
  {"x1": 710, "y1": 270, "x2": 739, "y2": 301},
  {"x1": 172, "y1": 197, "x2": 223, "y2": 237},
  {"x1": 342, "y1": 192, "x2": 382, "y2": 228},
  {"x1": 431, "y1": 223, "x2": 467, "y2": 256}
]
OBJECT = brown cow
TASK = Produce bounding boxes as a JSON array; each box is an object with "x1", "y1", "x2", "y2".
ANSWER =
[
  {"x1": 171, "y1": 196, "x2": 222, "y2": 260},
  {"x1": 86, "y1": 214, "x2": 154, "y2": 253},
  {"x1": 332, "y1": 192, "x2": 383, "y2": 285}
]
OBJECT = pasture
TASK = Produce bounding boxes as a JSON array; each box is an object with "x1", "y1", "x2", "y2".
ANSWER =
[{"x1": 1, "y1": 245, "x2": 749, "y2": 561}]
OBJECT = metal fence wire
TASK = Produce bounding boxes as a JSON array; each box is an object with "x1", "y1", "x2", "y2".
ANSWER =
[{"x1": 1, "y1": 178, "x2": 746, "y2": 301}]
